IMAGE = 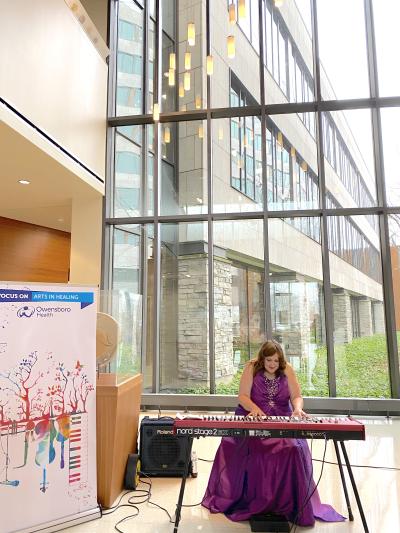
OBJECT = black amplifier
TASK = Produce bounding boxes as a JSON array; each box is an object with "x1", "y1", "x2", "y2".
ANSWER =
[{"x1": 139, "y1": 416, "x2": 191, "y2": 477}]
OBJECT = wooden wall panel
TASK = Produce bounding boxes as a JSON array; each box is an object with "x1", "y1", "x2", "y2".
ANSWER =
[
  {"x1": 0, "y1": 216, "x2": 70, "y2": 282},
  {"x1": 391, "y1": 246, "x2": 400, "y2": 331}
]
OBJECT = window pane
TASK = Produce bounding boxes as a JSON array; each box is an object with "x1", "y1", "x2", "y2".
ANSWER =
[
  {"x1": 210, "y1": 0, "x2": 260, "y2": 107},
  {"x1": 317, "y1": 0, "x2": 369, "y2": 100},
  {"x1": 147, "y1": 125, "x2": 154, "y2": 215},
  {"x1": 162, "y1": 0, "x2": 174, "y2": 38},
  {"x1": 328, "y1": 215, "x2": 390, "y2": 398},
  {"x1": 161, "y1": 33, "x2": 176, "y2": 113},
  {"x1": 265, "y1": 2, "x2": 273, "y2": 73},
  {"x1": 113, "y1": 126, "x2": 153, "y2": 217},
  {"x1": 160, "y1": 120, "x2": 207, "y2": 216},
  {"x1": 250, "y1": 0, "x2": 260, "y2": 52},
  {"x1": 269, "y1": 217, "x2": 327, "y2": 396},
  {"x1": 294, "y1": 0, "x2": 312, "y2": 36},
  {"x1": 149, "y1": 0, "x2": 155, "y2": 19},
  {"x1": 148, "y1": 20, "x2": 155, "y2": 113},
  {"x1": 373, "y1": 0, "x2": 400, "y2": 97},
  {"x1": 268, "y1": 113, "x2": 318, "y2": 211},
  {"x1": 116, "y1": 0, "x2": 143, "y2": 116},
  {"x1": 160, "y1": 222, "x2": 209, "y2": 392},
  {"x1": 213, "y1": 115, "x2": 263, "y2": 214},
  {"x1": 324, "y1": 110, "x2": 377, "y2": 211},
  {"x1": 114, "y1": 129, "x2": 141, "y2": 217},
  {"x1": 171, "y1": 2, "x2": 206, "y2": 112},
  {"x1": 264, "y1": 1, "x2": 314, "y2": 106},
  {"x1": 111, "y1": 224, "x2": 153, "y2": 389},
  {"x1": 381, "y1": 108, "x2": 400, "y2": 206},
  {"x1": 214, "y1": 219, "x2": 266, "y2": 394}
]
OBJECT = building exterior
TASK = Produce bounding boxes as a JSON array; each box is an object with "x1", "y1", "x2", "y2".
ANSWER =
[{"x1": 107, "y1": 0, "x2": 400, "y2": 402}]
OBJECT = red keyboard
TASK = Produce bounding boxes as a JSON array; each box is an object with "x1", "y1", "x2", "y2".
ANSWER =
[{"x1": 173, "y1": 415, "x2": 365, "y2": 440}]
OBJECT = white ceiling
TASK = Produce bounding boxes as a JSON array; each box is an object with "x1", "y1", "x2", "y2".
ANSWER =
[{"x1": 0, "y1": 117, "x2": 103, "y2": 232}]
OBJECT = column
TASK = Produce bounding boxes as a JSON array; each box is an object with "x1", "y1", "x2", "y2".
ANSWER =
[
  {"x1": 214, "y1": 258, "x2": 234, "y2": 379},
  {"x1": 69, "y1": 196, "x2": 103, "y2": 285},
  {"x1": 332, "y1": 290, "x2": 353, "y2": 344},
  {"x1": 358, "y1": 298, "x2": 373, "y2": 337},
  {"x1": 177, "y1": 255, "x2": 209, "y2": 381},
  {"x1": 372, "y1": 301, "x2": 385, "y2": 334}
]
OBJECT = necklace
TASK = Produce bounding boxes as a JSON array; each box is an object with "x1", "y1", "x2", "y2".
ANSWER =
[{"x1": 264, "y1": 374, "x2": 279, "y2": 407}]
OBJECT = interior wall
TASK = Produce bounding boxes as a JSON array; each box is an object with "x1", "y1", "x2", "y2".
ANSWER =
[
  {"x1": 0, "y1": 0, "x2": 108, "y2": 179},
  {"x1": 69, "y1": 196, "x2": 103, "y2": 286},
  {"x1": 0, "y1": 217, "x2": 71, "y2": 283}
]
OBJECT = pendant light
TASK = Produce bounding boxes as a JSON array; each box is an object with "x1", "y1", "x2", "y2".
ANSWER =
[
  {"x1": 184, "y1": 71, "x2": 191, "y2": 91},
  {"x1": 238, "y1": 0, "x2": 246, "y2": 19},
  {"x1": 153, "y1": 103, "x2": 159, "y2": 122},
  {"x1": 187, "y1": 22, "x2": 195, "y2": 46},
  {"x1": 227, "y1": 35, "x2": 235, "y2": 59},
  {"x1": 185, "y1": 52, "x2": 191, "y2": 70},
  {"x1": 206, "y1": 55, "x2": 214, "y2": 75},
  {"x1": 229, "y1": 3, "x2": 236, "y2": 24}
]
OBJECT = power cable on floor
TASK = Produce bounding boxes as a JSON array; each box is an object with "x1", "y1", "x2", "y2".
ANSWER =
[{"x1": 102, "y1": 453, "x2": 400, "y2": 532}]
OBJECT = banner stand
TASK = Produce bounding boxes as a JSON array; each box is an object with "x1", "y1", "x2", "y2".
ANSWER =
[
  {"x1": 19, "y1": 507, "x2": 102, "y2": 533},
  {"x1": 0, "y1": 282, "x2": 100, "y2": 533}
]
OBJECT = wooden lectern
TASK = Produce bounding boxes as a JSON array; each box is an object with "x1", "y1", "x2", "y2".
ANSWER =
[{"x1": 96, "y1": 373, "x2": 143, "y2": 508}]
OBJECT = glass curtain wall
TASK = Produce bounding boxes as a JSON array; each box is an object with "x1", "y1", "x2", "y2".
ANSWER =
[{"x1": 105, "y1": 0, "x2": 400, "y2": 403}]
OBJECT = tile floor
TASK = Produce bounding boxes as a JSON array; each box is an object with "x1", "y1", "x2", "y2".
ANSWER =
[{"x1": 67, "y1": 414, "x2": 400, "y2": 533}]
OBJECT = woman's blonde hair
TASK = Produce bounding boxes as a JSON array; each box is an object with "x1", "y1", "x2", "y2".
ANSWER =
[{"x1": 252, "y1": 340, "x2": 287, "y2": 377}]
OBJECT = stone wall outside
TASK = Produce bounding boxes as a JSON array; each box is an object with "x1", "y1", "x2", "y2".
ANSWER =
[{"x1": 177, "y1": 255, "x2": 234, "y2": 382}]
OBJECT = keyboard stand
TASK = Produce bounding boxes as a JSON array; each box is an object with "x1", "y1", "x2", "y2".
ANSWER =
[
  {"x1": 335, "y1": 441, "x2": 369, "y2": 533},
  {"x1": 173, "y1": 436, "x2": 193, "y2": 533},
  {"x1": 173, "y1": 437, "x2": 369, "y2": 533},
  {"x1": 333, "y1": 441, "x2": 353, "y2": 520}
]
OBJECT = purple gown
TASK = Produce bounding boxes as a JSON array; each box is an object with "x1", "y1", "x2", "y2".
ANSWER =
[{"x1": 202, "y1": 371, "x2": 346, "y2": 526}]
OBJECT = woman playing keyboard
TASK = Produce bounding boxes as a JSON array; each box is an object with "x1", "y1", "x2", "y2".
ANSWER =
[{"x1": 202, "y1": 339, "x2": 345, "y2": 527}]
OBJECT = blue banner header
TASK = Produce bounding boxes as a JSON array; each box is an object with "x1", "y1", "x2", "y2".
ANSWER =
[{"x1": 0, "y1": 289, "x2": 94, "y2": 309}]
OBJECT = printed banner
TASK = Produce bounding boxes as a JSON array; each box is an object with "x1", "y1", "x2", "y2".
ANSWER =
[{"x1": 0, "y1": 282, "x2": 98, "y2": 533}]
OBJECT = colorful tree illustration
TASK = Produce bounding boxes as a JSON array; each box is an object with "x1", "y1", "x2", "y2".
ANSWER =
[
  {"x1": 0, "y1": 395, "x2": 10, "y2": 424},
  {"x1": 0, "y1": 354, "x2": 94, "y2": 422},
  {"x1": 67, "y1": 360, "x2": 93, "y2": 413},
  {"x1": 53, "y1": 363, "x2": 68, "y2": 414},
  {"x1": 67, "y1": 361, "x2": 82, "y2": 413},
  {"x1": 0, "y1": 351, "x2": 43, "y2": 422},
  {"x1": 79, "y1": 374, "x2": 94, "y2": 412}
]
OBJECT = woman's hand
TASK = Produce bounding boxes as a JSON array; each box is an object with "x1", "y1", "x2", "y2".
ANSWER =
[
  {"x1": 247, "y1": 406, "x2": 266, "y2": 418},
  {"x1": 291, "y1": 407, "x2": 308, "y2": 419}
]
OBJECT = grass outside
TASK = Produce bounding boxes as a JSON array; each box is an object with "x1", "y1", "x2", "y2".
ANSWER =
[
  {"x1": 107, "y1": 342, "x2": 141, "y2": 379},
  {"x1": 178, "y1": 334, "x2": 394, "y2": 398}
]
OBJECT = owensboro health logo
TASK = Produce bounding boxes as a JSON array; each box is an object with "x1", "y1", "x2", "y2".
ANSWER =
[
  {"x1": 17, "y1": 306, "x2": 35, "y2": 318},
  {"x1": 17, "y1": 305, "x2": 72, "y2": 318}
]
